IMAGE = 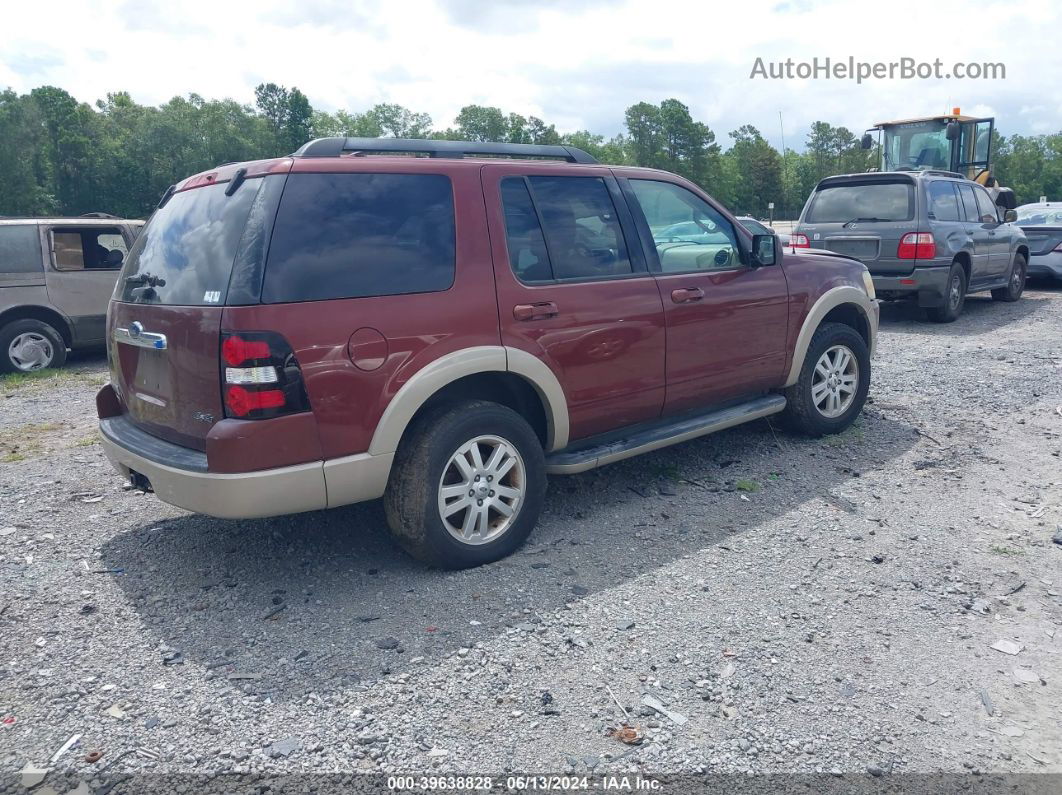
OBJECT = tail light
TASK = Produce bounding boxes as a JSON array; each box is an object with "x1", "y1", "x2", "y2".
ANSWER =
[
  {"x1": 220, "y1": 331, "x2": 308, "y2": 419},
  {"x1": 897, "y1": 232, "x2": 936, "y2": 260},
  {"x1": 790, "y1": 233, "x2": 810, "y2": 248}
]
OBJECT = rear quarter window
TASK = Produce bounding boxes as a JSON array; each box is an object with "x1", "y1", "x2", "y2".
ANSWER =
[
  {"x1": 0, "y1": 225, "x2": 44, "y2": 273},
  {"x1": 262, "y1": 173, "x2": 456, "y2": 303},
  {"x1": 806, "y1": 181, "x2": 915, "y2": 223}
]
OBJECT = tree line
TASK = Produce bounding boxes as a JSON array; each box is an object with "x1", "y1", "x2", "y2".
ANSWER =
[{"x1": 1, "y1": 83, "x2": 1059, "y2": 221}]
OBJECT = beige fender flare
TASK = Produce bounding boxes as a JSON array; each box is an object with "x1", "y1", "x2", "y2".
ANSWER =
[
  {"x1": 784, "y1": 286, "x2": 879, "y2": 388},
  {"x1": 367, "y1": 345, "x2": 570, "y2": 457}
]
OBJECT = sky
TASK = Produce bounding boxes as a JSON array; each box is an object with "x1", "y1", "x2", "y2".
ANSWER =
[{"x1": 2, "y1": 0, "x2": 1060, "y2": 150}]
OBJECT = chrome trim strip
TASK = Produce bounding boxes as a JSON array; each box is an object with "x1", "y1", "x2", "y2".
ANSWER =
[{"x1": 114, "y1": 327, "x2": 168, "y2": 350}]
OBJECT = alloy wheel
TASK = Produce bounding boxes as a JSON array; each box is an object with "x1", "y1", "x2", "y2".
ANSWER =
[
  {"x1": 437, "y1": 435, "x2": 526, "y2": 545},
  {"x1": 811, "y1": 344, "x2": 859, "y2": 419}
]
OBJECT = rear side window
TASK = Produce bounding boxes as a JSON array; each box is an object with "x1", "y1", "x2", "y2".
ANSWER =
[
  {"x1": 262, "y1": 173, "x2": 455, "y2": 303},
  {"x1": 956, "y1": 183, "x2": 980, "y2": 223},
  {"x1": 0, "y1": 225, "x2": 43, "y2": 273},
  {"x1": 927, "y1": 182, "x2": 961, "y2": 221},
  {"x1": 118, "y1": 178, "x2": 267, "y2": 305},
  {"x1": 52, "y1": 227, "x2": 128, "y2": 270},
  {"x1": 499, "y1": 175, "x2": 632, "y2": 283},
  {"x1": 806, "y1": 181, "x2": 914, "y2": 223}
]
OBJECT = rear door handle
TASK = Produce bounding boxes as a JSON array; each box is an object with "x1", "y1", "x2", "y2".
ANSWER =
[
  {"x1": 670, "y1": 287, "x2": 704, "y2": 304},
  {"x1": 513, "y1": 302, "x2": 559, "y2": 321}
]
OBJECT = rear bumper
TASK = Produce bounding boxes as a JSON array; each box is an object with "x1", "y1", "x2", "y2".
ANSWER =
[
  {"x1": 871, "y1": 264, "x2": 951, "y2": 307},
  {"x1": 99, "y1": 414, "x2": 392, "y2": 519},
  {"x1": 1027, "y1": 251, "x2": 1062, "y2": 279}
]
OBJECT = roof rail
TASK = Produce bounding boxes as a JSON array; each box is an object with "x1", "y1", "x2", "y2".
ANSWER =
[
  {"x1": 920, "y1": 170, "x2": 966, "y2": 179},
  {"x1": 79, "y1": 212, "x2": 120, "y2": 219},
  {"x1": 292, "y1": 137, "x2": 599, "y2": 164}
]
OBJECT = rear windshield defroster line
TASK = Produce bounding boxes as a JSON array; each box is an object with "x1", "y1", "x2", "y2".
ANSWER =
[{"x1": 117, "y1": 178, "x2": 266, "y2": 306}]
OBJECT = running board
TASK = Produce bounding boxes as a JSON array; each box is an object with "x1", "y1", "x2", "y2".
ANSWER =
[{"x1": 544, "y1": 394, "x2": 787, "y2": 475}]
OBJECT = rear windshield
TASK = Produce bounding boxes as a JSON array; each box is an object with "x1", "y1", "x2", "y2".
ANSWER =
[
  {"x1": 806, "y1": 181, "x2": 915, "y2": 224},
  {"x1": 117, "y1": 178, "x2": 265, "y2": 305},
  {"x1": 261, "y1": 173, "x2": 455, "y2": 303}
]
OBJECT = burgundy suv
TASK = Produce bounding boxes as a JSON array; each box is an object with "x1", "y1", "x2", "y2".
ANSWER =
[{"x1": 97, "y1": 137, "x2": 879, "y2": 568}]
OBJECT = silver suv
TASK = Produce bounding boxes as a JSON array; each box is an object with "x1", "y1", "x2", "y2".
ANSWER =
[
  {"x1": 793, "y1": 171, "x2": 1029, "y2": 322},
  {"x1": 0, "y1": 215, "x2": 144, "y2": 372}
]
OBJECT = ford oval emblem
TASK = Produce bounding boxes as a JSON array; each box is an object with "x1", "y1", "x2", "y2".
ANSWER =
[{"x1": 129, "y1": 321, "x2": 144, "y2": 339}]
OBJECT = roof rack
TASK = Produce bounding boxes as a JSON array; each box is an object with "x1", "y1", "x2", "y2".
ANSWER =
[
  {"x1": 79, "y1": 212, "x2": 120, "y2": 219},
  {"x1": 919, "y1": 170, "x2": 966, "y2": 179},
  {"x1": 293, "y1": 137, "x2": 599, "y2": 164}
]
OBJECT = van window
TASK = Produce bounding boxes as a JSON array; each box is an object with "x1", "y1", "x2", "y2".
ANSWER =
[
  {"x1": 52, "y1": 227, "x2": 128, "y2": 271},
  {"x1": 118, "y1": 178, "x2": 267, "y2": 305},
  {"x1": 806, "y1": 181, "x2": 915, "y2": 223},
  {"x1": 927, "y1": 182, "x2": 961, "y2": 221},
  {"x1": 262, "y1": 173, "x2": 455, "y2": 303},
  {"x1": 0, "y1": 225, "x2": 43, "y2": 273}
]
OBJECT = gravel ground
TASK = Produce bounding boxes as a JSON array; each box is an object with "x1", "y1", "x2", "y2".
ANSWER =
[{"x1": 1, "y1": 285, "x2": 1061, "y2": 790}]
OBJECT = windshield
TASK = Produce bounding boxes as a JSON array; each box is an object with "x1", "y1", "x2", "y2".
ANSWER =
[
  {"x1": 883, "y1": 120, "x2": 950, "y2": 171},
  {"x1": 1015, "y1": 205, "x2": 1062, "y2": 226},
  {"x1": 805, "y1": 181, "x2": 915, "y2": 224},
  {"x1": 117, "y1": 178, "x2": 265, "y2": 305}
]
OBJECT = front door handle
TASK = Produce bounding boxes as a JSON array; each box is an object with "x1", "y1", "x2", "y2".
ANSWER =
[
  {"x1": 513, "y1": 302, "x2": 559, "y2": 321},
  {"x1": 670, "y1": 287, "x2": 705, "y2": 304}
]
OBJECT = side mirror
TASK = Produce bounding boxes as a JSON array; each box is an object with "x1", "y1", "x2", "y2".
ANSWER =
[
  {"x1": 946, "y1": 121, "x2": 961, "y2": 141},
  {"x1": 751, "y1": 234, "x2": 777, "y2": 267},
  {"x1": 1004, "y1": 209, "x2": 1018, "y2": 223},
  {"x1": 860, "y1": 133, "x2": 873, "y2": 150}
]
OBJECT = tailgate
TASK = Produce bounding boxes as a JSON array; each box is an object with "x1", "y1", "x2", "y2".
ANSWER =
[{"x1": 108, "y1": 303, "x2": 224, "y2": 450}]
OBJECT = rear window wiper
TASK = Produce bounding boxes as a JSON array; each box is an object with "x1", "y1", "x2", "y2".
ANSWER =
[
  {"x1": 842, "y1": 217, "x2": 893, "y2": 228},
  {"x1": 125, "y1": 273, "x2": 166, "y2": 287}
]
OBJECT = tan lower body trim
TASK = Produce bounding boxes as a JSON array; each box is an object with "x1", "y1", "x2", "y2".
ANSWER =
[{"x1": 323, "y1": 451, "x2": 394, "y2": 507}]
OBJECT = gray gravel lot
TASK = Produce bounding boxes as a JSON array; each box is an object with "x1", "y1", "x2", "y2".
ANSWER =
[{"x1": 1, "y1": 286, "x2": 1060, "y2": 788}]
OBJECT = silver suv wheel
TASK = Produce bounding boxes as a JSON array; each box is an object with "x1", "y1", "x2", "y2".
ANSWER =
[
  {"x1": 8, "y1": 332, "x2": 54, "y2": 371},
  {"x1": 811, "y1": 344, "x2": 859, "y2": 418},
  {"x1": 437, "y1": 435, "x2": 526, "y2": 545}
]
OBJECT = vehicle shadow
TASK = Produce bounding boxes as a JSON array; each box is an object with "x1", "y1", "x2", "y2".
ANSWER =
[
  {"x1": 101, "y1": 410, "x2": 917, "y2": 701},
  {"x1": 877, "y1": 292, "x2": 1048, "y2": 335}
]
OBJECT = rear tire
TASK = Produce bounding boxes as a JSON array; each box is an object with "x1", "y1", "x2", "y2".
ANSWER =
[
  {"x1": 781, "y1": 322, "x2": 870, "y2": 437},
  {"x1": 926, "y1": 262, "x2": 967, "y2": 323},
  {"x1": 991, "y1": 254, "x2": 1026, "y2": 302},
  {"x1": 0, "y1": 319, "x2": 67, "y2": 374},
  {"x1": 384, "y1": 399, "x2": 546, "y2": 569}
]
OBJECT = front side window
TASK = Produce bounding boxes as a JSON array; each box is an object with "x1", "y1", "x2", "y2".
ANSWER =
[
  {"x1": 629, "y1": 179, "x2": 740, "y2": 273},
  {"x1": 263, "y1": 173, "x2": 455, "y2": 303},
  {"x1": 927, "y1": 182, "x2": 961, "y2": 221},
  {"x1": 973, "y1": 187, "x2": 999, "y2": 224},
  {"x1": 52, "y1": 227, "x2": 129, "y2": 271}
]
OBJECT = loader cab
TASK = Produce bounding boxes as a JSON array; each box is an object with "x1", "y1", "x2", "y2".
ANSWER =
[{"x1": 862, "y1": 113, "x2": 994, "y2": 183}]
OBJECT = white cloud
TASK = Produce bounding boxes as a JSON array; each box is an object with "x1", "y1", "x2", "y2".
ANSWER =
[{"x1": 1, "y1": 0, "x2": 1058, "y2": 148}]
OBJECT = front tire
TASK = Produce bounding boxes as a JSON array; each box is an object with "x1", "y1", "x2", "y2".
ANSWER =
[
  {"x1": 0, "y1": 319, "x2": 67, "y2": 374},
  {"x1": 926, "y1": 262, "x2": 967, "y2": 323},
  {"x1": 781, "y1": 322, "x2": 870, "y2": 437},
  {"x1": 992, "y1": 254, "x2": 1026, "y2": 302},
  {"x1": 384, "y1": 400, "x2": 546, "y2": 569}
]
